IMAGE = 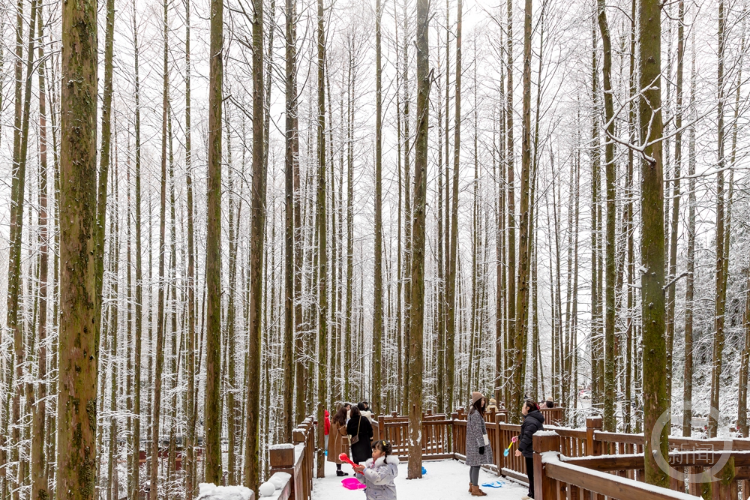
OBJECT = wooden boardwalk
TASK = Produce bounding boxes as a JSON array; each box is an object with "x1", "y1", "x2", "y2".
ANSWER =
[{"x1": 265, "y1": 410, "x2": 750, "y2": 500}]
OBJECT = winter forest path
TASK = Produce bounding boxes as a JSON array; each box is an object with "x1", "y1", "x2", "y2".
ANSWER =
[{"x1": 312, "y1": 458, "x2": 531, "y2": 499}]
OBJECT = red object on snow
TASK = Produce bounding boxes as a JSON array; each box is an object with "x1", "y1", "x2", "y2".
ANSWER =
[
  {"x1": 324, "y1": 410, "x2": 331, "y2": 435},
  {"x1": 339, "y1": 453, "x2": 357, "y2": 468},
  {"x1": 341, "y1": 478, "x2": 366, "y2": 490}
]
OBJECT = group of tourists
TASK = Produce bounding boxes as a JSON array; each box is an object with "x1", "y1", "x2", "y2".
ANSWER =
[
  {"x1": 466, "y1": 392, "x2": 545, "y2": 499},
  {"x1": 322, "y1": 394, "x2": 546, "y2": 499},
  {"x1": 324, "y1": 400, "x2": 398, "y2": 499},
  {"x1": 325, "y1": 401, "x2": 375, "y2": 475}
]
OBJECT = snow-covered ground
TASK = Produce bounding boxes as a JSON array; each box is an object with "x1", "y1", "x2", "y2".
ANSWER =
[{"x1": 313, "y1": 458, "x2": 531, "y2": 499}]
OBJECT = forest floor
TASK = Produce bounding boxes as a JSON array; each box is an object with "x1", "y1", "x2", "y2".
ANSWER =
[{"x1": 313, "y1": 457, "x2": 531, "y2": 499}]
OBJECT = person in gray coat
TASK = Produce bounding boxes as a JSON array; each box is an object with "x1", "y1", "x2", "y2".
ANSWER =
[
  {"x1": 466, "y1": 391, "x2": 493, "y2": 496},
  {"x1": 353, "y1": 440, "x2": 399, "y2": 500}
]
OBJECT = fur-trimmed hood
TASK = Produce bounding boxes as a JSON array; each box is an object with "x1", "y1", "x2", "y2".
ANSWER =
[{"x1": 365, "y1": 455, "x2": 400, "y2": 468}]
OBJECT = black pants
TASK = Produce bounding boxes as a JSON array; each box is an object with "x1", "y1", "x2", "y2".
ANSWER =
[{"x1": 525, "y1": 456, "x2": 535, "y2": 498}]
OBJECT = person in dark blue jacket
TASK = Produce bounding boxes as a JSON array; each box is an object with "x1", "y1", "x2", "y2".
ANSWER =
[{"x1": 515, "y1": 400, "x2": 545, "y2": 499}]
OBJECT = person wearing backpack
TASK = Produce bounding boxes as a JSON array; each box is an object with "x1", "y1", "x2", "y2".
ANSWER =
[{"x1": 347, "y1": 405, "x2": 373, "y2": 464}]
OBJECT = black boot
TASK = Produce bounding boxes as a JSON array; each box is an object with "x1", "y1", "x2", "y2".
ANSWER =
[{"x1": 336, "y1": 470, "x2": 349, "y2": 477}]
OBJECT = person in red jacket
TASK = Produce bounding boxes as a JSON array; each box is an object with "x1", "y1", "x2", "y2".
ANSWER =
[{"x1": 324, "y1": 410, "x2": 331, "y2": 454}]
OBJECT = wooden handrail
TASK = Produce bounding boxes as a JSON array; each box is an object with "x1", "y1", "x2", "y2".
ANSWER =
[
  {"x1": 269, "y1": 415, "x2": 315, "y2": 500},
  {"x1": 544, "y1": 460, "x2": 700, "y2": 500}
]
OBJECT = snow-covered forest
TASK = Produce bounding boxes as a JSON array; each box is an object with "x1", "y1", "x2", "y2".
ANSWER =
[{"x1": 0, "y1": 0, "x2": 749, "y2": 496}]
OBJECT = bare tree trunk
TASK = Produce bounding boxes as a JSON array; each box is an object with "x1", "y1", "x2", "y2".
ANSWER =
[
  {"x1": 639, "y1": 0, "x2": 668, "y2": 486},
  {"x1": 511, "y1": 0, "x2": 532, "y2": 423},
  {"x1": 149, "y1": 2, "x2": 170, "y2": 493},
  {"x1": 408, "y1": 0, "x2": 429, "y2": 478},
  {"x1": 11, "y1": 1, "x2": 39, "y2": 493},
  {"x1": 733, "y1": 7, "x2": 747, "y2": 438},
  {"x1": 436, "y1": 34, "x2": 446, "y2": 414},
  {"x1": 107, "y1": 154, "x2": 120, "y2": 500},
  {"x1": 443, "y1": 0, "x2": 451, "y2": 412},
  {"x1": 597, "y1": 0, "x2": 616, "y2": 432},
  {"x1": 682, "y1": 23, "x2": 696, "y2": 439},
  {"x1": 204, "y1": 0, "x2": 224, "y2": 482},
  {"x1": 623, "y1": 0, "x2": 636, "y2": 434},
  {"x1": 589, "y1": 11, "x2": 601, "y2": 412},
  {"x1": 402, "y1": 0, "x2": 413, "y2": 411},
  {"x1": 446, "y1": 0, "x2": 462, "y2": 414},
  {"x1": 505, "y1": 0, "x2": 517, "y2": 411},
  {"x1": 665, "y1": 0, "x2": 685, "y2": 410},
  {"x1": 741, "y1": 267, "x2": 750, "y2": 437},
  {"x1": 708, "y1": 0, "x2": 727, "y2": 439},
  {"x1": 289, "y1": 0, "x2": 305, "y2": 429},
  {"x1": 184, "y1": 0, "x2": 198, "y2": 493},
  {"x1": 31, "y1": 7, "x2": 50, "y2": 497},
  {"x1": 57, "y1": 0, "x2": 99, "y2": 494},
  {"x1": 244, "y1": 0, "x2": 266, "y2": 489},
  {"x1": 94, "y1": 0, "x2": 116, "y2": 366},
  {"x1": 283, "y1": 0, "x2": 298, "y2": 444},
  {"x1": 372, "y1": 0, "x2": 384, "y2": 415},
  {"x1": 130, "y1": 4, "x2": 145, "y2": 496},
  {"x1": 345, "y1": 43, "x2": 354, "y2": 403},
  {"x1": 315, "y1": 0, "x2": 329, "y2": 477}
]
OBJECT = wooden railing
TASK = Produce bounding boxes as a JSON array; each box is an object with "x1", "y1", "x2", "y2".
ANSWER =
[
  {"x1": 535, "y1": 431, "x2": 750, "y2": 499},
  {"x1": 533, "y1": 432, "x2": 704, "y2": 500},
  {"x1": 352, "y1": 409, "x2": 750, "y2": 499},
  {"x1": 378, "y1": 411, "x2": 454, "y2": 460},
  {"x1": 268, "y1": 416, "x2": 316, "y2": 500}
]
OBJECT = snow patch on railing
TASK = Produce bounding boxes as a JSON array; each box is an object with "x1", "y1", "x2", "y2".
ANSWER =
[{"x1": 195, "y1": 483, "x2": 254, "y2": 500}]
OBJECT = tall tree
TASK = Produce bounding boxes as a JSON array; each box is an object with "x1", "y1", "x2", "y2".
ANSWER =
[
  {"x1": 315, "y1": 0, "x2": 329, "y2": 477},
  {"x1": 149, "y1": 1, "x2": 170, "y2": 496},
  {"x1": 94, "y1": 0, "x2": 116, "y2": 356},
  {"x1": 31, "y1": 6, "x2": 50, "y2": 498},
  {"x1": 184, "y1": 0, "x2": 199, "y2": 494},
  {"x1": 130, "y1": 4, "x2": 145, "y2": 496},
  {"x1": 57, "y1": 0, "x2": 99, "y2": 496},
  {"x1": 682, "y1": 22, "x2": 696, "y2": 438},
  {"x1": 589, "y1": 9, "x2": 602, "y2": 410},
  {"x1": 708, "y1": 0, "x2": 727, "y2": 439},
  {"x1": 408, "y1": 0, "x2": 429, "y2": 479},
  {"x1": 244, "y1": 0, "x2": 266, "y2": 489},
  {"x1": 372, "y1": 0, "x2": 384, "y2": 415},
  {"x1": 597, "y1": 0, "x2": 616, "y2": 432},
  {"x1": 665, "y1": 0, "x2": 685, "y2": 408},
  {"x1": 283, "y1": 0, "x2": 298, "y2": 443},
  {"x1": 204, "y1": 0, "x2": 224, "y2": 482},
  {"x1": 639, "y1": 0, "x2": 668, "y2": 486},
  {"x1": 11, "y1": 0, "x2": 39, "y2": 493},
  {"x1": 505, "y1": 0, "x2": 517, "y2": 410},
  {"x1": 511, "y1": 0, "x2": 532, "y2": 423},
  {"x1": 446, "y1": 0, "x2": 462, "y2": 414}
]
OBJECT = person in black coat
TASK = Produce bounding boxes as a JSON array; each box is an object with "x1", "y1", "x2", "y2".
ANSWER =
[
  {"x1": 347, "y1": 405, "x2": 373, "y2": 464},
  {"x1": 515, "y1": 401, "x2": 545, "y2": 499}
]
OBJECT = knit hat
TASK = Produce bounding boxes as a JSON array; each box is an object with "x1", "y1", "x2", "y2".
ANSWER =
[
  {"x1": 471, "y1": 392, "x2": 483, "y2": 406},
  {"x1": 546, "y1": 396, "x2": 554, "y2": 402}
]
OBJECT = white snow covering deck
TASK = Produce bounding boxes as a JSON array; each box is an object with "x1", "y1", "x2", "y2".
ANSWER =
[{"x1": 312, "y1": 458, "x2": 532, "y2": 499}]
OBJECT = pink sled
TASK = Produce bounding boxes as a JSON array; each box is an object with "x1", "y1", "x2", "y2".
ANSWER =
[{"x1": 341, "y1": 478, "x2": 366, "y2": 490}]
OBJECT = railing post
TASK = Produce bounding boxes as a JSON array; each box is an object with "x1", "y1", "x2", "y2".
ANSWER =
[
  {"x1": 270, "y1": 445, "x2": 296, "y2": 499},
  {"x1": 586, "y1": 416, "x2": 603, "y2": 456},
  {"x1": 714, "y1": 455, "x2": 736, "y2": 500},
  {"x1": 533, "y1": 431, "x2": 560, "y2": 500},
  {"x1": 496, "y1": 414, "x2": 506, "y2": 473},
  {"x1": 451, "y1": 412, "x2": 458, "y2": 458}
]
